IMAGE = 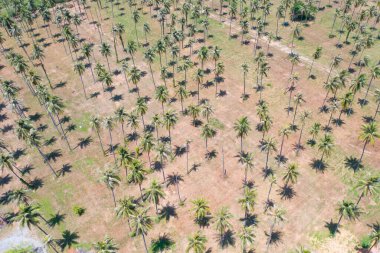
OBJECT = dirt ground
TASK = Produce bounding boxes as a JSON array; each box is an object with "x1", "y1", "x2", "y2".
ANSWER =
[{"x1": 0, "y1": 0, "x2": 379, "y2": 252}]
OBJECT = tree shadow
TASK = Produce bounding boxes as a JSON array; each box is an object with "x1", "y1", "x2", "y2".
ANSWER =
[
  {"x1": 111, "y1": 94, "x2": 123, "y2": 102},
  {"x1": 1, "y1": 124, "x2": 13, "y2": 133},
  {"x1": 58, "y1": 164, "x2": 72, "y2": 177},
  {"x1": 20, "y1": 164, "x2": 35, "y2": 176},
  {"x1": 12, "y1": 148, "x2": 26, "y2": 160},
  {"x1": 265, "y1": 230, "x2": 283, "y2": 247},
  {"x1": 0, "y1": 190, "x2": 13, "y2": 204},
  {"x1": 310, "y1": 159, "x2": 327, "y2": 173},
  {"x1": 325, "y1": 219, "x2": 339, "y2": 235},
  {"x1": 44, "y1": 136, "x2": 57, "y2": 146},
  {"x1": 28, "y1": 177, "x2": 44, "y2": 190},
  {"x1": 195, "y1": 216, "x2": 212, "y2": 228},
  {"x1": 0, "y1": 113, "x2": 8, "y2": 122},
  {"x1": 29, "y1": 112, "x2": 43, "y2": 122},
  {"x1": 205, "y1": 149, "x2": 217, "y2": 160},
  {"x1": 127, "y1": 132, "x2": 140, "y2": 143},
  {"x1": 188, "y1": 163, "x2": 202, "y2": 174},
  {"x1": 344, "y1": 156, "x2": 363, "y2": 172},
  {"x1": 150, "y1": 233, "x2": 175, "y2": 253},
  {"x1": 158, "y1": 203, "x2": 178, "y2": 222},
  {"x1": 261, "y1": 167, "x2": 274, "y2": 179},
  {"x1": 75, "y1": 136, "x2": 93, "y2": 149},
  {"x1": 48, "y1": 212, "x2": 66, "y2": 228},
  {"x1": 46, "y1": 149, "x2": 63, "y2": 162},
  {"x1": 217, "y1": 229, "x2": 236, "y2": 249},
  {"x1": 0, "y1": 174, "x2": 12, "y2": 187},
  {"x1": 174, "y1": 145, "x2": 186, "y2": 157},
  {"x1": 278, "y1": 185, "x2": 296, "y2": 200},
  {"x1": 275, "y1": 154, "x2": 288, "y2": 164},
  {"x1": 240, "y1": 213, "x2": 259, "y2": 227}
]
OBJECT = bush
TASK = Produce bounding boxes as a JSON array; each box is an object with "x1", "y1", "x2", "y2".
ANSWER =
[
  {"x1": 73, "y1": 205, "x2": 86, "y2": 216},
  {"x1": 5, "y1": 246, "x2": 34, "y2": 253},
  {"x1": 359, "y1": 235, "x2": 371, "y2": 249},
  {"x1": 291, "y1": 1, "x2": 317, "y2": 21}
]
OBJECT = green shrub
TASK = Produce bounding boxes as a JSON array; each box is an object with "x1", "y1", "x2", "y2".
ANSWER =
[
  {"x1": 73, "y1": 205, "x2": 86, "y2": 216},
  {"x1": 5, "y1": 246, "x2": 34, "y2": 253},
  {"x1": 359, "y1": 235, "x2": 371, "y2": 249},
  {"x1": 291, "y1": 1, "x2": 317, "y2": 21}
]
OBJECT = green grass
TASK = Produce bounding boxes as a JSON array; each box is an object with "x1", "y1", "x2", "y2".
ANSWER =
[{"x1": 72, "y1": 112, "x2": 92, "y2": 132}]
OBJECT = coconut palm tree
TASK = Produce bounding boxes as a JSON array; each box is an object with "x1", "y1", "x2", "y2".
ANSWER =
[
  {"x1": 201, "y1": 101, "x2": 214, "y2": 123},
  {"x1": 334, "y1": 200, "x2": 362, "y2": 235},
  {"x1": 114, "y1": 107, "x2": 127, "y2": 137},
  {"x1": 0, "y1": 152, "x2": 27, "y2": 185},
  {"x1": 126, "y1": 159, "x2": 145, "y2": 195},
  {"x1": 143, "y1": 23, "x2": 151, "y2": 44},
  {"x1": 363, "y1": 64, "x2": 380, "y2": 103},
  {"x1": 167, "y1": 173, "x2": 184, "y2": 202},
  {"x1": 373, "y1": 89, "x2": 380, "y2": 119},
  {"x1": 90, "y1": 115, "x2": 105, "y2": 155},
  {"x1": 130, "y1": 208, "x2": 153, "y2": 253},
  {"x1": 143, "y1": 48, "x2": 156, "y2": 86},
  {"x1": 238, "y1": 226, "x2": 255, "y2": 253},
  {"x1": 73, "y1": 61, "x2": 87, "y2": 98},
  {"x1": 308, "y1": 46, "x2": 322, "y2": 78},
  {"x1": 116, "y1": 196, "x2": 137, "y2": 231},
  {"x1": 132, "y1": 10, "x2": 141, "y2": 43},
  {"x1": 144, "y1": 179, "x2": 165, "y2": 213},
  {"x1": 214, "y1": 61, "x2": 224, "y2": 96},
  {"x1": 81, "y1": 43, "x2": 96, "y2": 83},
  {"x1": 100, "y1": 42, "x2": 112, "y2": 72},
  {"x1": 292, "y1": 93, "x2": 305, "y2": 126},
  {"x1": 100, "y1": 168, "x2": 120, "y2": 207},
  {"x1": 358, "y1": 122, "x2": 379, "y2": 162},
  {"x1": 238, "y1": 152, "x2": 254, "y2": 184},
  {"x1": 102, "y1": 116, "x2": 116, "y2": 163},
  {"x1": 277, "y1": 125, "x2": 292, "y2": 164},
  {"x1": 31, "y1": 43, "x2": 51, "y2": 87},
  {"x1": 186, "y1": 231, "x2": 207, "y2": 253},
  {"x1": 318, "y1": 134, "x2": 334, "y2": 162},
  {"x1": 201, "y1": 123, "x2": 217, "y2": 150},
  {"x1": 241, "y1": 63, "x2": 249, "y2": 96},
  {"x1": 260, "y1": 137, "x2": 277, "y2": 171},
  {"x1": 176, "y1": 84, "x2": 189, "y2": 113},
  {"x1": 194, "y1": 69, "x2": 205, "y2": 104},
  {"x1": 238, "y1": 186, "x2": 257, "y2": 219},
  {"x1": 197, "y1": 46, "x2": 209, "y2": 71},
  {"x1": 93, "y1": 236, "x2": 119, "y2": 253},
  {"x1": 354, "y1": 176, "x2": 380, "y2": 207},
  {"x1": 265, "y1": 208, "x2": 286, "y2": 253},
  {"x1": 155, "y1": 85, "x2": 169, "y2": 113},
  {"x1": 140, "y1": 132, "x2": 155, "y2": 166},
  {"x1": 163, "y1": 110, "x2": 178, "y2": 141},
  {"x1": 13, "y1": 204, "x2": 48, "y2": 235},
  {"x1": 214, "y1": 207, "x2": 233, "y2": 237},
  {"x1": 155, "y1": 142, "x2": 172, "y2": 181},
  {"x1": 290, "y1": 24, "x2": 301, "y2": 53},
  {"x1": 283, "y1": 163, "x2": 299, "y2": 186},
  {"x1": 368, "y1": 222, "x2": 380, "y2": 252},
  {"x1": 126, "y1": 40, "x2": 138, "y2": 66},
  {"x1": 234, "y1": 116, "x2": 251, "y2": 152},
  {"x1": 192, "y1": 198, "x2": 210, "y2": 223}
]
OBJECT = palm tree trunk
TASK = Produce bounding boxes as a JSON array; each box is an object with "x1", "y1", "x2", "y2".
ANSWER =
[
  {"x1": 36, "y1": 146, "x2": 57, "y2": 177},
  {"x1": 359, "y1": 140, "x2": 368, "y2": 162},
  {"x1": 111, "y1": 188, "x2": 117, "y2": 207},
  {"x1": 141, "y1": 233, "x2": 149, "y2": 253},
  {"x1": 108, "y1": 129, "x2": 116, "y2": 164},
  {"x1": 57, "y1": 115, "x2": 72, "y2": 150}
]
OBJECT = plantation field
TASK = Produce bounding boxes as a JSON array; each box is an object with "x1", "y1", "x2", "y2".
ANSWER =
[{"x1": 0, "y1": 0, "x2": 379, "y2": 252}]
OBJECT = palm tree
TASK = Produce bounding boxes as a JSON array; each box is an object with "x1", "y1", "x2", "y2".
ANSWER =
[
  {"x1": 201, "y1": 102, "x2": 214, "y2": 122},
  {"x1": 93, "y1": 236, "x2": 119, "y2": 253},
  {"x1": 214, "y1": 62, "x2": 224, "y2": 96},
  {"x1": 238, "y1": 186, "x2": 256, "y2": 218},
  {"x1": 114, "y1": 107, "x2": 127, "y2": 137},
  {"x1": 355, "y1": 176, "x2": 380, "y2": 207},
  {"x1": 155, "y1": 85, "x2": 169, "y2": 113},
  {"x1": 100, "y1": 168, "x2": 120, "y2": 207},
  {"x1": 100, "y1": 42, "x2": 112, "y2": 72},
  {"x1": 260, "y1": 137, "x2": 277, "y2": 171},
  {"x1": 130, "y1": 208, "x2": 153, "y2": 253},
  {"x1": 318, "y1": 134, "x2": 334, "y2": 162},
  {"x1": 288, "y1": 53, "x2": 300, "y2": 76},
  {"x1": 234, "y1": 116, "x2": 251, "y2": 152},
  {"x1": 167, "y1": 173, "x2": 184, "y2": 202},
  {"x1": 0, "y1": 152, "x2": 27, "y2": 185},
  {"x1": 197, "y1": 46, "x2": 209, "y2": 70},
  {"x1": 214, "y1": 207, "x2": 233, "y2": 237},
  {"x1": 126, "y1": 40, "x2": 138, "y2": 66},
  {"x1": 113, "y1": 23, "x2": 125, "y2": 49},
  {"x1": 241, "y1": 63, "x2": 249, "y2": 96},
  {"x1": 334, "y1": 200, "x2": 362, "y2": 235},
  {"x1": 265, "y1": 208, "x2": 286, "y2": 253},
  {"x1": 238, "y1": 152, "x2": 254, "y2": 184},
  {"x1": 128, "y1": 160, "x2": 147, "y2": 198},
  {"x1": 81, "y1": 43, "x2": 96, "y2": 83},
  {"x1": 90, "y1": 115, "x2": 105, "y2": 155},
  {"x1": 186, "y1": 231, "x2": 207, "y2": 253},
  {"x1": 31, "y1": 43, "x2": 52, "y2": 87},
  {"x1": 308, "y1": 46, "x2": 322, "y2": 77},
  {"x1": 290, "y1": 24, "x2": 302, "y2": 53},
  {"x1": 132, "y1": 10, "x2": 141, "y2": 43},
  {"x1": 144, "y1": 179, "x2": 165, "y2": 213},
  {"x1": 143, "y1": 48, "x2": 156, "y2": 86},
  {"x1": 194, "y1": 69, "x2": 205, "y2": 104},
  {"x1": 238, "y1": 226, "x2": 255, "y2": 253},
  {"x1": 155, "y1": 142, "x2": 172, "y2": 181},
  {"x1": 140, "y1": 132, "x2": 155, "y2": 166},
  {"x1": 176, "y1": 84, "x2": 189, "y2": 113},
  {"x1": 358, "y1": 122, "x2": 379, "y2": 162},
  {"x1": 163, "y1": 110, "x2": 178, "y2": 141},
  {"x1": 283, "y1": 163, "x2": 299, "y2": 186},
  {"x1": 116, "y1": 196, "x2": 137, "y2": 231},
  {"x1": 201, "y1": 123, "x2": 217, "y2": 150},
  {"x1": 192, "y1": 198, "x2": 210, "y2": 223},
  {"x1": 103, "y1": 116, "x2": 116, "y2": 163},
  {"x1": 368, "y1": 222, "x2": 380, "y2": 252},
  {"x1": 143, "y1": 23, "x2": 151, "y2": 44},
  {"x1": 363, "y1": 65, "x2": 380, "y2": 103},
  {"x1": 292, "y1": 93, "x2": 305, "y2": 126},
  {"x1": 73, "y1": 61, "x2": 87, "y2": 98},
  {"x1": 13, "y1": 204, "x2": 48, "y2": 235},
  {"x1": 277, "y1": 125, "x2": 292, "y2": 164}
]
